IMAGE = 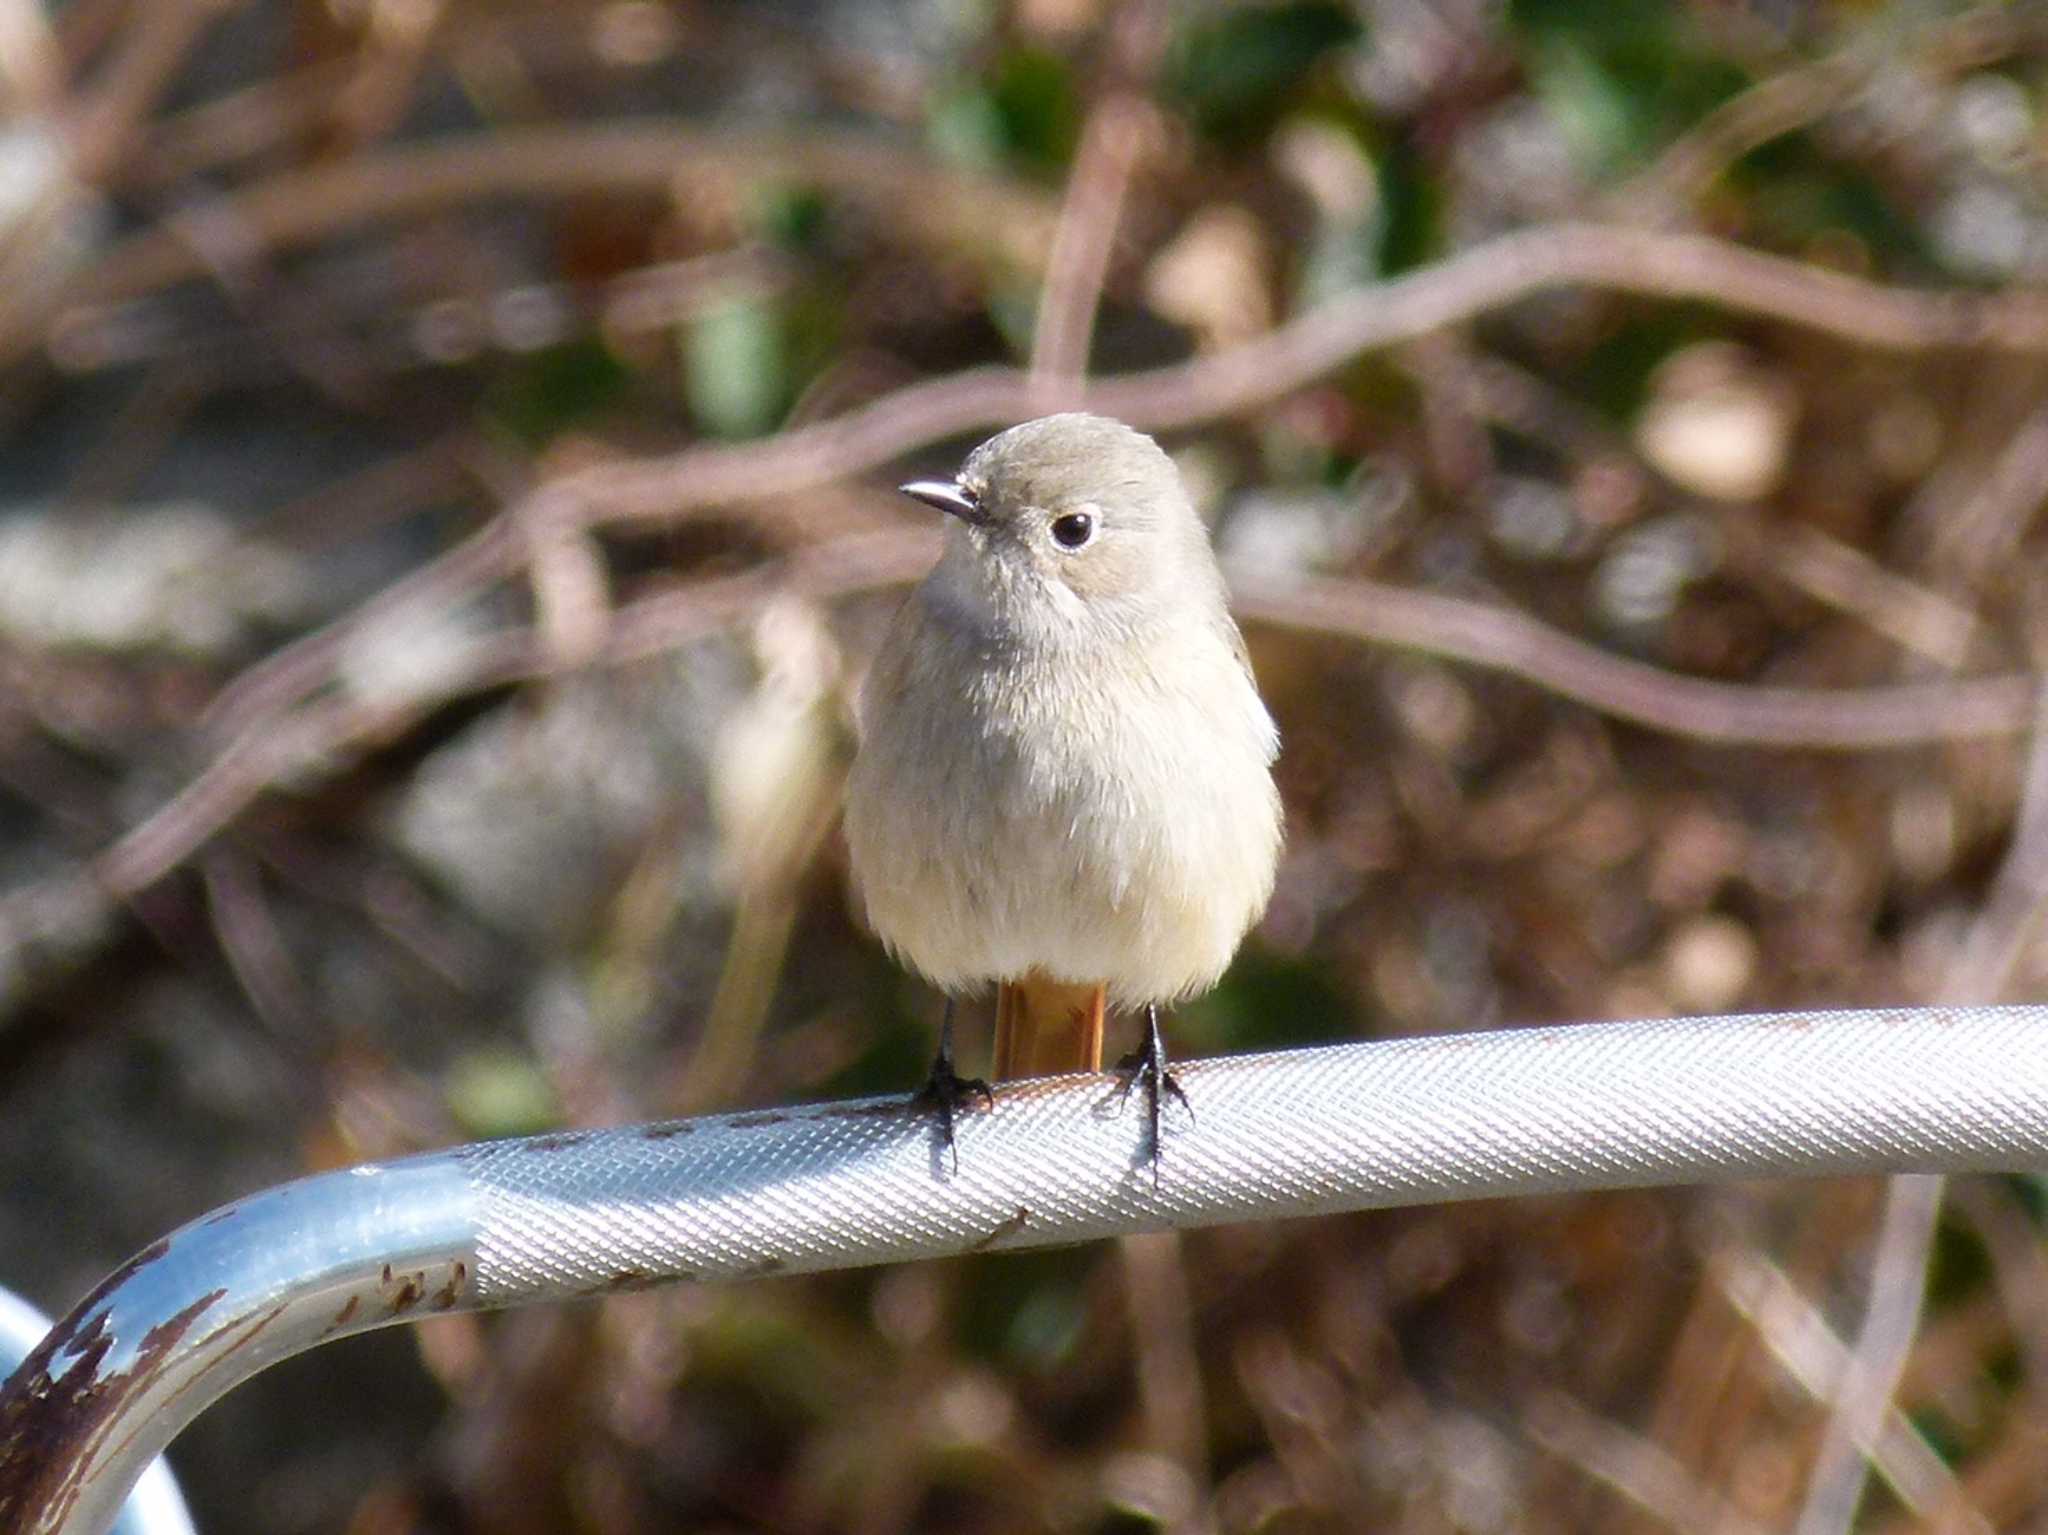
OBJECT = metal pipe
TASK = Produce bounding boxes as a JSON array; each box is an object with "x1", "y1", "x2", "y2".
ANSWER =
[
  {"x1": 0, "y1": 1287, "x2": 193, "y2": 1535},
  {"x1": 7, "y1": 1005, "x2": 2048, "y2": 1535}
]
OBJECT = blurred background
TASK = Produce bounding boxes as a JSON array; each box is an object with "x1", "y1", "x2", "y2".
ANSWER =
[{"x1": 7, "y1": 0, "x2": 2048, "y2": 1530}]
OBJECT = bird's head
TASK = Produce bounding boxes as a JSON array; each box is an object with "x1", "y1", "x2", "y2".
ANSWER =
[{"x1": 901, "y1": 413, "x2": 1219, "y2": 643}]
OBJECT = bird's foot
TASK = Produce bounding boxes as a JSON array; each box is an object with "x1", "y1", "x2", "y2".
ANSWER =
[
  {"x1": 909, "y1": 1005, "x2": 993, "y2": 1173},
  {"x1": 1113, "y1": 1004, "x2": 1191, "y2": 1188}
]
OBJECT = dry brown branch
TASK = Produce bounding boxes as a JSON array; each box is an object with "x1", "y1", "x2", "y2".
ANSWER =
[
  {"x1": 1795, "y1": 686, "x2": 2048, "y2": 1535},
  {"x1": 1229, "y1": 573, "x2": 2037, "y2": 750},
  {"x1": 157, "y1": 187, "x2": 388, "y2": 407},
  {"x1": 48, "y1": 123, "x2": 1064, "y2": 314},
  {"x1": 1119, "y1": 1231, "x2": 1211, "y2": 1503},
  {"x1": 541, "y1": 221, "x2": 2048, "y2": 525},
  {"x1": 85, "y1": 532, "x2": 2048, "y2": 942},
  {"x1": 1029, "y1": 2, "x2": 1163, "y2": 385},
  {"x1": 1029, "y1": 93, "x2": 1148, "y2": 383},
  {"x1": 0, "y1": 0, "x2": 62, "y2": 114},
  {"x1": 1908, "y1": 396, "x2": 2048, "y2": 593},
  {"x1": 1607, "y1": 2, "x2": 2048, "y2": 225},
  {"x1": 200, "y1": 845, "x2": 316, "y2": 1047},
  {"x1": 323, "y1": 0, "x2": 447, "y2": 152},
  {"x1": 193, "y1": 217, "x2": 2048, "y2": 745},
  {"x1": 63, "y1": 0, "x2": 239, "y2": 182},
  {"x1": 99, "y1": 529, "x2": 935, "y2": 899},
  {"x1": 1719, "y1": 512, "x2": 1985, "y2": 671},
  {"x1": 1423, "y1": 346, "x2": 1989, "y2": 668},
  {"x1": 122, "y1": 57, "x2": 354, "y2": 186},
  {"x1": 49, "y1": 202, "x2": 2048, "y2": 405},
  {"x1": 70, "y1": 529, "x2": 2046, "y2": 984},
  {"x1": 1614, "y1": 46, "x2": 1877, "y2": 222},
  {"x1": 204, "y1": 512, "x2": 519, "y2": 733},
  {"x1": 29, "y1": 217, "x2": 2048, "y2": 949},
  {"x1": 1786, "y1": 385, "x2": 2048, "y2": 1533},
  {"x1": 1713, "y1": 1246, "x2": 1974, "y2": 1526},
  {"x1": 1086, "y1": 222, "x2": 2048, "y2": 430},
  {"x1": 1524, "y1": 1388, "x2": 1774, "y2": 1535}
]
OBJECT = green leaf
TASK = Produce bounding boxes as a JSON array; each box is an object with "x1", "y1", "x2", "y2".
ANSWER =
[
  {"x1": 955, "y1": 1250, "x2": 1091, "y2": 1367},
  {"x1": 1169, "y1": 2, "x2": 1362, "y2": 145},
  {"x1": 684, "y1": 290, "x2": 788, "y2": 439},
  {"x1": 985, "y1": 280, "x2": 1040, "y2": 359},
  {"x1": 927, "y1": 83, "x2": 1010, "y2": 170},
  {"x1": 1376, "y1": 133, "x2": 1441, "y2": 275},
  {"x1": 1512, "y1": 0, "x2": 1749, "y2": 174},
  {"x1": 1177, "y1": 950, "x2": 1356, "y2": 1053},
  {"x1": 484, "y1": 338, "x2": 628, "y2": 446},
  {"x1": 1554, "y1": 308, "x2": 1711, "y2": 423},
  {"x1": 989, "y1": 46, "x2": 1081, "y2": 173},
  {"x1": 751, "y1": 182, "x2": 831, "y2": 252},
  {"x1": 445, "y1": 1047, "x2": 559, "y2": 1139},
  {"x1": 928, "y1": 46, "x2": 1082, "y2": 176},
  {"x1": 1735, "y1": 137, "x2": 1926, "y2": 267}
]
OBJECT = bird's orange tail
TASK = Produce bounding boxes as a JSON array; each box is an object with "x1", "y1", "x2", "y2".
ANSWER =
[{"x1": 994, "y1": 971, "x2": 1106, "y2": 1076}]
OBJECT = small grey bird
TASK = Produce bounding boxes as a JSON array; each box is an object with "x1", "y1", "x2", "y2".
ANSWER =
[{"x1": 844, "y1": 413, "x2": 1283, "y2": 1169}]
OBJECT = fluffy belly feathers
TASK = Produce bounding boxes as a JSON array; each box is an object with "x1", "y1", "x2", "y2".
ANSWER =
[{"x1": 846, "y1": 635, "x2": 1281, "y2": 1006}]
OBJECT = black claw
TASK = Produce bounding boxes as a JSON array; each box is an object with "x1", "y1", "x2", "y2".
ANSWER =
[
  {"x1": 1113, "y1": 1003, "x2": 1189, "y2": 1187},
  {"x1": 909, "y1": 1000, "x2": 993, "y2": 1173}
]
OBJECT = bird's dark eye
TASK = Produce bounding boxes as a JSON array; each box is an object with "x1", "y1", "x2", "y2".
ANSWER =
[{"x1": 1050, "y1": 511, "x2": 1095, "y2": 549}]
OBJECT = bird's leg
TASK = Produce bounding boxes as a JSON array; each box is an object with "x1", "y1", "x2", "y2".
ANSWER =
[
  {"x1": 1114, "y1": 1003, "x2": 1192, "y2": 1186},
  {"x1": 909, "y1": 998, "x2": 993, "y2": 1170}
]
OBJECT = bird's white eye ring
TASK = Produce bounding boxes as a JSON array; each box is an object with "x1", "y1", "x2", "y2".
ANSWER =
[{"x1": 1050, "y1": 510, "x2": 1096, "y2": 549}]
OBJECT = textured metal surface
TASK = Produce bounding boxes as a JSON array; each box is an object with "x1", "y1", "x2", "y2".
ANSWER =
[
  {"x1": 463, "y1": 1007, "x2": 2048, "y2": 1298},
  {"x1": 9, "y1": 1006, "x2": 2048, "y2": 1535}
]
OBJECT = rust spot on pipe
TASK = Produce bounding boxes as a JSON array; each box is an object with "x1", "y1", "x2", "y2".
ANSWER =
[
  {"x1": 429, "y1": 1263, "x2": 469, "y2": 1311},
  {"x1": 528, "y1": 1132, "x2": 592, "y2": 1152},
  {"x1": 0, "y1": 1238, "x2": 223, "y2": 1532},
  {"x1": 383, "y1": 1271, "x2": 425, "y2": 1314},
  {"x1": 159, "y1": 1304, "x2": 289, "y2": 1420},
  {"x1": 969, "y1": 1207, "x2": 1031, "y2": 1251},
  {"x1": 817, "y1": 1101, "x2": 904, "y2": 1120}
]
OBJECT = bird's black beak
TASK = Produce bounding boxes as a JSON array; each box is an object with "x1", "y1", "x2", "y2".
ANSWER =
[{"x1": 899, "y1": 478, "x2": 987, "y2": 525}]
